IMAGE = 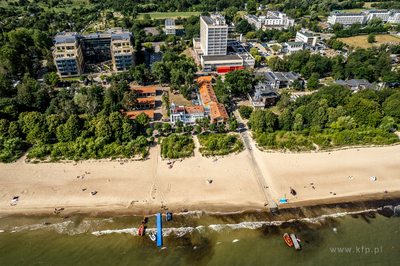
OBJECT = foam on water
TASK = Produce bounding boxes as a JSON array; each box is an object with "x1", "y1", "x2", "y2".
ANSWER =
[
  {"x1": 0, "y1": 230, "x2": 4, "y2": 233},
  {"x1": 88, "y1": 208, "x2": 379, "y2": 238}
]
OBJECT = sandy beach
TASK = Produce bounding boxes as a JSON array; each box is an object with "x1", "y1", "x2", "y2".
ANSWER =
[{"x1": 1, "y1": 140, "x2": 400, "y2": 216}]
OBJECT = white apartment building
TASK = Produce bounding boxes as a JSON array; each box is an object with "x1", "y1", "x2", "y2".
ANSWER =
[
  {"x1": 388, "y1": 9, "x2": 400, "y2": 23},
  {"x1": 327, "y1": 12, "x2": 368, "y2": 25},
  {"x1": 165, "y1": 18, "x2": 176, "y2": 35},
  {"x1": 200, "y1": 13, "x2": 228, "y2": 56},
  {"x1": 243, "y1": 12, "x2": 294, "y2": 30},
  {"x1": 328, "y1": 9, "x2": 400, "y2": 25},
  {"x1": 243, "y1": 14, "x2": 264, "y2": 30},
  {"x1": 295, "y1": 31, "x2": 317, "y2": 47},
  {"x1": 367, "y1": 10, "x2": 390, "y2": 22},
  {"x1": 266, "y1": 11, "x2": 295, "y2": 27}
]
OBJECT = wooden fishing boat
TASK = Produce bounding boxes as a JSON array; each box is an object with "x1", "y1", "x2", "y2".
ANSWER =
[
  {"x1": 283, "y1": 233, "x2": 293, "y2": 247},
  {"x1": 138, "y1": 225, "x2": 144, "y2": 236}
]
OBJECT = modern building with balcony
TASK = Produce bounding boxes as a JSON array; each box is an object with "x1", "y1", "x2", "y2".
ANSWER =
[
  {"x1": 53, "y1": 33, "x2": 85, "y2": 78},
  {"x1": 53, "y1": 29, "x2": 134, "y2": 78},
  {"x1": 165, "y1": 18, "x2": 176, "y2": 35}
]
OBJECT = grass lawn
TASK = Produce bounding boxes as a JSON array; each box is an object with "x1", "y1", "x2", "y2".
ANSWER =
[
  {"x1": 320, "y1": 77, "x2": 334, "y2": 84},
  {"x1": 198, "y1": 133, "x2": 243, "y2": 157},
  {"x1": 337, "y1": 8, "x2": 369, "y2": 12},
  {"x1": 0, "y1": 0, "x2": 93, "y2": 12},
  {"x1": 137, "y1": 12, "x2": 201, "y2": 19},
  {"x1": 169, "y1": 92, "x2": 192, "y2": 106},
  {"x1": 180, "y1": 48, "x2": 191, "y2": 58},
  {"x1": 364, "y1": 2, "x2": 379, "y2": 8},
  {"x1": 338, "y1": 35, "x2": 400, "y2": 49}
]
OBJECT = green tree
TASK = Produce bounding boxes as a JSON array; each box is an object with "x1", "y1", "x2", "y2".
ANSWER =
[
  {"x1": 246, "y1": 0, "x2": 257, "y2": 15},
  {"x1": 196, "y1": 124, "x2": 202, "y2": 133},
  {"x1": 202, "y1": 117, "x2": 210, "y2": 130},
  {"x1": 163, "y1": 123, "x2": 172, "y2": 131},
  {"x1": 154, "y1": 123, "x2": 162, "y2": 132},
  {"x1": 146, "y1": 128, "x2": 154, "y2": 136},
  {"x1": 245, "y1": 31, "x2": 257, "y2": 40},
  {"x1": 307, "y1": 74, "x2": 319, "y2": 91},
  {"x1": 224, "y1": 69, "x2": 252, "y2": 95},
  {"x1": 278, "y1": 109, "x2": 293, "y2": 131},
  {"x1": 135, "y1": 112, "x2": 151, "y2": 128},
  {"x1": 209, "y1": 123, "x2": 216, "y2": 132},
  {"x1": 143, "y1": 42, "x2": 154, "y2": 52},
  {"x1": 367, "y1": 17, "x2": 383, "y2": 28},
  {"x1": 367, "y1": 33, "x2": 375, "y2": 44},
  {"x1": 106, "y1": 12, "x2": 114, "y2": 20},
  {"x1": 63, "y1": 114, "x2": 81, "y2": 142},
  {"x1": 238, "y1": 105, "x2": 253, "y2": 119},
  {"x1": 8, "y1": 121, "x2": 20, "y2": 138},
  {"x1": 382, "y1": 93, "x2": 400, "y2": 122},
  {"x1": 332, "y1": 23, "x2": 343, "y2": 32},
  {"x1": 95, "y1": 116, "x2": 112, "y2": 140},
  {"x1": 122, "y1": 121, "x2": 136, "y2": 141},
  {"x1": 176, "y1": 120, "x2": 184, "y2": 128},
  {"x1": 109, "y1": 112, "x2": 123, "y2": 140},
  {"x1": 292, "y1": 113, "x2": 304, "y2": 131},
  {"x1": 0, "y1": 119, "x2": 9, "y2": 137},
  {"x1": 224, "y1": 6, "x2": 238, "y2": 23},
  {"x1": 379, "y1": 116, "x2": 395, "y2": 132},
  {"x1": 235, "y1": 20, "x2": 254, "y2": 34},
  {"x1": 152, "y1": 62, "x2": 167, "y2": 85},
  {"x1": 229, "y1": 117, "x2": 238, "y2": 131},
  {"x1": 271, "y1": 44, "x2": 281, "y2": 54},
  {"x1": 218, "y1": 123, "x2": 225, "y2": 133},
  {"x1": 290, "y1": 79, "x2": 302, "y2": 91},
  {"x1": 122, "y1": 90, "x2": 138, "y2": 110},
  {"x1": 175, "y1": 127, "x2": 182, "y2": 133},
  {"x1": 184, "y1": 125, "x2": 192, "y2": 133}
]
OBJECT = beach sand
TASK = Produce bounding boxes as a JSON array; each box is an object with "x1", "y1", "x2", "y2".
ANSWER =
[{"x1": 1, "y1": 142, "x2": 400, "y2": 216}]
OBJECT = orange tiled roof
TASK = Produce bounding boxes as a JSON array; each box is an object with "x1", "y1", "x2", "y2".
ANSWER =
[
  {"x1": 197, "y1": 76, "x2": 212, "y2": 87},
  {"x1": 199, "y1": 83, "x2": 218, "y2": 104},
  {"x1": 121, "y1": 109, "x2": 154, "y2": 119},
  {"x1": 185, "y1": 105, "x2": 204, "y2": 114},
  {"x1": 137, "y1": 97, "x2": 155, "y2": 105},
  {"x1": 132, "y1": 86, "x2": 156, "y2": 94},
  {"x1": 209, "y1": 102, "x2": 229, "y2": 120}
]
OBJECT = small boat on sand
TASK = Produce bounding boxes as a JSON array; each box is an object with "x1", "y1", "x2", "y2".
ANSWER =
[
  {"x1": 166, "y1": 212, "x2": 172, "y2": 221},
  {"x1": 283, "y1": 233, "x2": 293, "y2": 247},
  {"x1": 149, "y1": 233, "x2": 156, "y2": 241},
  {"x1": 138, "y1": 225, "x2": 144, "y2": 236},
  {"x1": 142, "y1": 217, "x2": 147, "y2": 223}
]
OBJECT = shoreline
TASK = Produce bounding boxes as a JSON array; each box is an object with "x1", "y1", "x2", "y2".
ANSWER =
[{"x1": 1, "y1": 191, "x2": 399, "y2": 218}]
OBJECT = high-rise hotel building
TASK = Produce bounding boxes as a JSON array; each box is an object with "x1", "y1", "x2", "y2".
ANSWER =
[{"x1": 200, "y1": 13, "x2": 228, "y2": 56}]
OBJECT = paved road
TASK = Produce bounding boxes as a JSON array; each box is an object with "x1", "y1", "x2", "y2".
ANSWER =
[{"x1": 235, "y1": 110, "x2": 278, "y2": 211}]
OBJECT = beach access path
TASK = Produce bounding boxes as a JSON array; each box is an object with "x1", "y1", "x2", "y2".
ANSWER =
[{"x1": 235, "y1": 110, "x2": 278, "y2": 210}]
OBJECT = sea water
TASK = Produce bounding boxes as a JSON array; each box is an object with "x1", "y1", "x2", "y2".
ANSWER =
[{"x1": 0, "y1": 201, "x2": 399, "y2": 266}]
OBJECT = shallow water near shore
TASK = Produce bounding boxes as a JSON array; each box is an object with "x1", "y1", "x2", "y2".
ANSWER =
[{"x1": 0, "y1": 201, "x2": 399, "y2": 266}]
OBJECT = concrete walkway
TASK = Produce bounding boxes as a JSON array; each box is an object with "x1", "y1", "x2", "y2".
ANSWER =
[{"x1": 234, "y1": 110, "x2": 278, "y2": 211}]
